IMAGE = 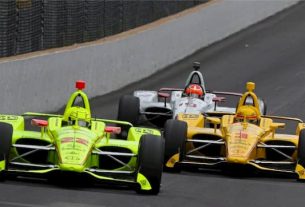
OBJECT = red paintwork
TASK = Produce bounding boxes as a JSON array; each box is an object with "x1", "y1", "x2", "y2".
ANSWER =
[
  {"x1": 31, "y1": 119, "x2": 48, "y2": 127},
  {"x1": 158, "y1": 92, "x2": 170, "y2": 98},
  {"x1": 105, "y1": 126, "x2": 121, "y2": 134},
  {"x1": 76, "y1": 80, "x2": 86, "y2": 90},
  {"x1": 212, "y1": 96, "x2": 226, "y2": 102}
]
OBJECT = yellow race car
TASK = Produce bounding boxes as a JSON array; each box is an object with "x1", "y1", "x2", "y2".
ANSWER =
[{"x1": 164, "y1": 82, "x2": 305, "y2": 180}]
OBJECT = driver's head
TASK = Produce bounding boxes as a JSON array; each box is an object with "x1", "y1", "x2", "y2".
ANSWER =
[
  {"x1": 235, "y1": 106, "x2": 259, "y2": 124},
  {"x1": 185, "y1": 84, "x2": 204, "y2": 98},
  {"x1": 64, "y1": 107, "x2": 91, "y2": 127}
]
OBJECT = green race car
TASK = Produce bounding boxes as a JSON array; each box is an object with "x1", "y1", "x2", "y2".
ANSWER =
[{"x1": 0, "y1": 81, "x2": 164, "y2": 194}]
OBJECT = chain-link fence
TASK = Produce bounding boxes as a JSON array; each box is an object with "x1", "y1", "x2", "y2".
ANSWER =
[{"x1": 0, "y1": 0, "x2": 207, "y2": 58}]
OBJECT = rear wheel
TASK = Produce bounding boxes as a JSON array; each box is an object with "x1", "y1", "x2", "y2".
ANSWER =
[
  {"x1": 117, "y1": 95, "x2": 140, "y2": 125},
  {"x1": 136, "y1": 134, "x2": 164, "y2": 195},
  {"x1": 259, "y1": 98, "x2": 267, "y2": 115},
  {"x1": 117, "y1": 95, "x2": 140, "y2": 138},
  {"x1": 0, "y1": 123, "x2": 13, "y2": 181},
  {"x1": 164, "y1": 120, "x2": 187, "y2": 172}
]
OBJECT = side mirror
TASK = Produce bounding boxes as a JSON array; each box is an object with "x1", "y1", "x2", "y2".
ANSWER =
[
  {"x1": 206, "y1": 117, "x2": 221, "y2": 133},
  {"x1": 270, "y1": 122, "x2": 285, "y2": 138},
  {"x1": 206, "y1": 117, "x2": 221, "y2": 125},
  {"x1": 270, "y1": 122, "x2": 285, "y2": 130},
  {"x1": 104, "y1": 126, "x2": 121, "y2": 134},
  {"x1": 212, "y1": 97, "x2": 226, "y2": 103},
  {"x1": 158, "y1": 92, "x2": 170, "y2": 107},
  {"x1": 31, "y1": 119, "x2": 48, "y2": 127},
  {"x1": 158, "y1": 92, "x2": 170, "y2": 99}
]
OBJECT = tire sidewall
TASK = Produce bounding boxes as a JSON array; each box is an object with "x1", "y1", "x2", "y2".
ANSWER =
[
  {"x1": 117, "y1": 95, "x2": 140, "y2": 125},
  {"x1": 164, "y1": 119, "x2": 187, "y2": 167},
  {"x1": 298, "y1": 129, "x2": 305, "y2": 165},
  {"x1": 137, "y1": 134, "x2": 164, "y2": 194}
]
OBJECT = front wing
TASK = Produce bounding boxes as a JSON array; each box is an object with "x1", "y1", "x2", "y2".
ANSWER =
[
  {"x1": 166, "y1": 138, "x2": 298, "y2": 175},
  {"x1": 1, "y1": 143, "x2": 152, "y2": 191}
]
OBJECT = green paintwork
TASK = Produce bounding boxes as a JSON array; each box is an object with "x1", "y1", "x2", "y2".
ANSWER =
[
  {"x1": 0, "y1": 160, "x2": 5, "y2": 171},
  {"x1": 0, "y1": 114, "x2": 24, "y2": 130},
  {"x1": 137, "y1": 173, "x2": 152, "y2": 190},
  {"x1": 0, "y1": 86, "x2": 162, "y2": 191}
]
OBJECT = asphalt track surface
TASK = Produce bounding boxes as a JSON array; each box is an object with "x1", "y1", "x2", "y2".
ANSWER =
[{"x1": 1, "y1": 2, "x2": 305, "y2": 207}]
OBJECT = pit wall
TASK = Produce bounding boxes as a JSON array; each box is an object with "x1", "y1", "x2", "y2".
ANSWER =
[{"x1": 0, "y1": 0, "x2": 300, "y2": 113}]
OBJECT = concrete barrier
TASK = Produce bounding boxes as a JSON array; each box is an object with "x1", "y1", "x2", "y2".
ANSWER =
[{"x1": 0, "y1": 0, "x2": 300, "y2": 113}]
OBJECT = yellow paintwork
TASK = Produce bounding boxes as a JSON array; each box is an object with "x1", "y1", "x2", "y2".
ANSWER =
[
  {"x1": 177, "y1": 113, "x2": 204, "y2": 127},
  {"x1": 226, "y1": 123, "x2": 264, "y2": 164},
  {"x1": 296, "y1": 123, "x2": 305, "y2": 136},
  {"x1": 173, "y1": 82, "x2": 305, "y2": 178},
  {"x1": 166, "y1": 153, "x2": 180, "y2": 168},
  {"x1": 206, "y1": 117, "x2": 221, "y2": 125},
  {"x1": 237, "y1": 82, "x2": 261, "y2": 119},
  {"x1": 296, "y1": 164, "x2": 305, "y2": 179}
]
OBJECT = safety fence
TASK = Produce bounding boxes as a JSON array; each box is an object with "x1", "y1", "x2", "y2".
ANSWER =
[{"x1": 0, "y1": 0, "x2": 206, "y2": 58}]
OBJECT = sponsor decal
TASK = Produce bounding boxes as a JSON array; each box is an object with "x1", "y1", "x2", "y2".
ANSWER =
[
  {"x1": 76, "y1": 138, "x2": 88, "y2": 146},
  {"x1": 61, "y1": 137, "x2": 73, "y2": 144},
  {"x1": 234, "y1": 131, "x2": 248, "y2": 139},
  {"x1": 299, "y1": 169, "x2": 305, "y2": 175},
  {"x1": 182, "y1": 114, "x2": 199, "y2": 119},
  {"x1": 140, "y1": 179, "x2": 147, "y2": 186},
  {"x1": 0, "y1": 115, "x2": 18, "y2": 120},
  {"x1": 135, "y1": 128, "x2": 155, "y2": 134},
  {"x1": 61, "y1": 137, "x2": 88, "y2": 146},
  {"x1": 64, "y1": 155, "x2": 81, "y2": 161}
]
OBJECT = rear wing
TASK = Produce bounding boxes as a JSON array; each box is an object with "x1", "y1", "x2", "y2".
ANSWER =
[
  {"x1": 23, "y1": 112, "x2": 62, "y2": 118},
  {"x1": 212, "y1": 91, "x2": 242, "y2": 97},
  {"x1": 262, "y1": 115, "x2": 303, "y2": 123},
  {"x1": 158, "y1": 88, "x2": 184, "y2": 93},
  {"x1": 205, "y1": 112, "x2": 303, "y2": 123},
  {"x1": 94, "y1": 118, "x2": 133, "y2": 127}
]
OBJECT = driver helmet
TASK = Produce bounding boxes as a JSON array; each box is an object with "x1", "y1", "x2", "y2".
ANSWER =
[
  {"x1": 64, "y1": 107, "x2": 91, "y2": 127},
  {"x1": 185, "y1": 84, "x2": 204, "y2": 98},
  {"x1": 235, "y1": 105, "x2": 259, "y2": 124}
]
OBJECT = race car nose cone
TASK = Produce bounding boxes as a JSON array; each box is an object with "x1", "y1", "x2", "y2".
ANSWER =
[
  {"x1": 227, "y1": 156, "x2": 248, "y2": 164},
  {"x1": 59, "y1": 163, "x2": 86, "y2": 173}
]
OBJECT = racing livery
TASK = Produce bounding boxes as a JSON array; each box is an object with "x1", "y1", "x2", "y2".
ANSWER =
[
  {"x1": 118, "y1": 62, "x2": 266, "y2": 128},
  {"x1": 164, "y1": 82, "x2": 305, "y2": 180},
  {"x1": 0, "y1": 81, "x2": 164, "y2": 194}
]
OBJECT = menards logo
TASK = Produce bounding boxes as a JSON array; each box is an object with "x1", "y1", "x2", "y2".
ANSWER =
[
  {"x1": 234, "y1": 131, "x2": 248, "y2": 139},
  {"x1": 61, "y1": 137, "x2": 89, "y2": 146}
]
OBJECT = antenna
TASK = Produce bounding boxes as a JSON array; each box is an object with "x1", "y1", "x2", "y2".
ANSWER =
[{"x1": 193, "y1": 62, "x2": 200, "y2": 71}]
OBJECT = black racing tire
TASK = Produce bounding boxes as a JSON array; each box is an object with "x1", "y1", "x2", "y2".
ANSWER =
[
  {"x1": 297, "y1": 129, "x2": 305, "y2": 167},
  {"x1": 136, "y1": 134, "x2": 164, "y2": 195},
  {"x1": 163, "y1": 119, "x2": 187, "y2": 172},
  {"x1": 117, "y1": 95, "x2": 140, "y2": 125},
  {"x1": 0, "y1": 122, "x2": 13, "y2": 181},
  {"x1": 117, "y1": 95, "x2": 140, "y2": 139},
  {"x1": 258, "y1": 98, "x2": 267, "y2": 115}
]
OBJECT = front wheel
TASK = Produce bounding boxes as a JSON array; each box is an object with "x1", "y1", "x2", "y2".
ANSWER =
[
  {"x1": 298, "y1": 130, "x2": 305, "y2": 166},
  {"x1": 164, "y1": 119, "x2": 187, "y2": 172},
  {"x1": 0, "y1": 123, "x2": 13, "y2": 181},
  {"x1": 136, "y1": 134, "x2": 164, "y2": 195}
]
